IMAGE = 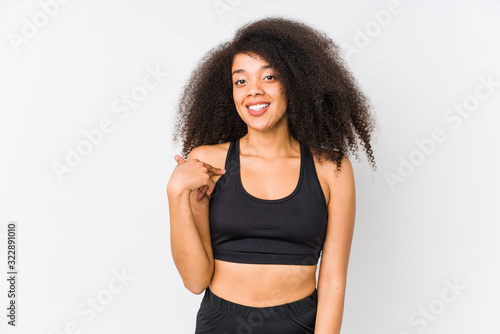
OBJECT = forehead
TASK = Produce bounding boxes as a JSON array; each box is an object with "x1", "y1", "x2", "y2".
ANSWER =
[{"x1": 231, "y1": 53, "x2": 272, "y2": 71}]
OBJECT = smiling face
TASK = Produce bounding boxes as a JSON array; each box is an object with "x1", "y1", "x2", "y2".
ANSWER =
[{"x1": 231, "y1": 52, "x2": 288, "y2": 132}]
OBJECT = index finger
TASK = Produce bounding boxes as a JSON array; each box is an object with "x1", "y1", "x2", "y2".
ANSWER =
[{"x1": 204, "y1": 163, "x2": 226, "y2": 174}]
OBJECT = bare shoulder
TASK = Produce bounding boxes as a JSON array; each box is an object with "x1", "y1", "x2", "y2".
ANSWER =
[
  {"x1": 311, "y1": 152, "x2": 355, "y2": 206},
  {"x1": 186, "y1": 141, "x2": 231, "y2": 174}
]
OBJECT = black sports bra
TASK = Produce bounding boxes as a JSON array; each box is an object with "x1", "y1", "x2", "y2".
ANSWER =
[{"x1": 209, "y1": 137, "x2": 328, "y2": 265}]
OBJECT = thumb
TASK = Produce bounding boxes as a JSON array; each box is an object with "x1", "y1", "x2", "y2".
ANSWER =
[{"x1": 174, "y1": 155, "x2": 186, "y2": 164}]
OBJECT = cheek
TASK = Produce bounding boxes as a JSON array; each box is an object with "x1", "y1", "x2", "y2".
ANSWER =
[
  {"x1": 275, "y1": 89, "x2": 287, "y2": 106},
  {"x1": 233, "y1": 89, "x2": 243, "y2": 104},
  {"x1": 272, "y1": 84, "x2": 286, "y2": 102}
]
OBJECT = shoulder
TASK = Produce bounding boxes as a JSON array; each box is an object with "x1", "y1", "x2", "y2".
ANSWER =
[
  {"x1": 311, "y1": 152, "x2": 355, "y2": 206},
  {"x1": 186, "y1": 141, "x2": 232, "y2": 171}
]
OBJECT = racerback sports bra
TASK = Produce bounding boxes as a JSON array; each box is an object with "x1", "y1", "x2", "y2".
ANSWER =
[{"x1": 209, "y1": 137, "x2": 328, "y2": 265}]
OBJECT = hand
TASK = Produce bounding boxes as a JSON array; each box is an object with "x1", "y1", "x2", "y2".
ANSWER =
[{"x1": 167, "y1": 154, "x2": 226, "y2": 201}]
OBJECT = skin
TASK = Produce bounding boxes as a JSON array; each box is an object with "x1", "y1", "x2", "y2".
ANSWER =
[{"x1": 168, "y1": 53, "x2": 356, "y2": 333}]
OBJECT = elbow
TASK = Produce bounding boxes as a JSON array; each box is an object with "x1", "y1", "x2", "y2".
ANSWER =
[
  {"x1": 187, "y1": 285, "x2": 207, "y2": 295},
  {"x1": 179, "y1": 260, "x2": 214, "y2": 295},
  {"x1": 184, "y1": 278, "x2": 210, "y2": 295},
  {"x1": 183, "y1": 269, "x2": 213, "y2": 295}
]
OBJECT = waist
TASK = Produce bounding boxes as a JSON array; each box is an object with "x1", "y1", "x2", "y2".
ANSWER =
[
  {"x1": 209, "y1": 259, "x2": 317, "y2": 307},
  {"x1": 201, "y1": 286, "x2": 318, "y2": 321}
]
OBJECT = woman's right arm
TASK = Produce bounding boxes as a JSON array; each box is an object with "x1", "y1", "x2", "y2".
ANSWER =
[{"x1": 166, "y1": 146, "x2": 225, "y2": 294}]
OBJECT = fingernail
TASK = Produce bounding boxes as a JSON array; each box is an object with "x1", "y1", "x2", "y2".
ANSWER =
[
  {"x1": 174, "y1": 156, "x2": 178, "y2": 161},
  {"x1": 221, "y1": 169, "x2": 226, "y2": 173}
]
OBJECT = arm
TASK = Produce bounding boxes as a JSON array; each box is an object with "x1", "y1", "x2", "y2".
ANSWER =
[
  {"x1": 314, "y1": 156, "x2": 356, "y2": 333},
  {"x1": 167, "y1": 146, "x2": 221, "y2": 294}
]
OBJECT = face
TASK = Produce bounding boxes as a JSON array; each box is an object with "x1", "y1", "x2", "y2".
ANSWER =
[{"x1": 231, "y1": 53, "x2": 288, "y2": 132}]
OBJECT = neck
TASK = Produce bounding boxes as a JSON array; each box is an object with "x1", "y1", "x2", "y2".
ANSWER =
[{"x1": 241, "y1": 129, "x2": 299, "y2": 159}]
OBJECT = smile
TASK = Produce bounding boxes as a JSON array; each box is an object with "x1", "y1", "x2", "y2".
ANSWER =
[{"x1": 247, "y1": 103, "x2": 270, "y2": 111}]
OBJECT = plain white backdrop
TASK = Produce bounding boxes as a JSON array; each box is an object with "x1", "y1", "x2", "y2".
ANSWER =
[{"x1": 1, "y1": 0, "x2": 499, "y2": 333}]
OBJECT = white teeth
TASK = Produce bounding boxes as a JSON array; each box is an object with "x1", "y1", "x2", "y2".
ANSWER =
[{"x1": 247, "y1": 103, "x2": 270, "y2": 111}]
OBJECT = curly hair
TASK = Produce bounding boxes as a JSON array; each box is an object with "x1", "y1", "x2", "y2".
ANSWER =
[{"x1": 172, "y1": 16, "x2": 378, "y2": 172}]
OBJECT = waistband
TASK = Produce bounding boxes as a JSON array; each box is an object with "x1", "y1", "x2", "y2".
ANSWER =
[{"x1": 202, "y1": 286, "x2": 317, "y2": 321}]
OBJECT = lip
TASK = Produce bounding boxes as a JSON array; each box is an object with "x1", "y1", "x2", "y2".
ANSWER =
[
  {"x1": 245, "y1": 101, "x2": 270, "y2": 117},
  {"x1": 247, "y1": 105, "x2": 269, "y2": 116}
]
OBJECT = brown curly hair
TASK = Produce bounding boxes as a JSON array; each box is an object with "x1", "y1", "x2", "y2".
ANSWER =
[{"x1": 172, "y1": 16, "x2": 378, "y2": 171}]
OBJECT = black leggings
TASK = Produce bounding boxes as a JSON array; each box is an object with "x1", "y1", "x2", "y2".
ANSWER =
[{"x1": 195, "y1": 286, "x2": 317, "y2": 333}]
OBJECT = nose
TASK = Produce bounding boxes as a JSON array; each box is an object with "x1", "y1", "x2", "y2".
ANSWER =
[{"x1": 247, "y1": 79, "x2": 264, "y2": 96}]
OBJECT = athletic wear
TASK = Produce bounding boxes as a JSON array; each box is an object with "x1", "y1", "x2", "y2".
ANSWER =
[
  {"x1": 209, "y1": 137, "x2": 328, "y2": 265},
  {"x1": 195, "y1": 286, "x2": 318, "y2": 333}
]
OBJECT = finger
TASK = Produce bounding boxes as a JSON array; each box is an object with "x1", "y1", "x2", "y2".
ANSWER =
[
  {"x1": 204, "y1": 163, "x2": 226, "y2": 174},
  {"x1": 196, "y1": 185, "x2": 208, "y2": 201},
  {"x1": 174, "y1": 155, "x2": 186, "y2": 164},
  {"x1": 195, "y1": 187, "x2": 203, "y2": 201},
  {"x1": 206, "y1": 180, "x2": 217, "y2": 196}
]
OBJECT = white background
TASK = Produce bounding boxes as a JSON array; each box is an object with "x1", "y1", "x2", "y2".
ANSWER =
[{"x1": 1, "y1": 0, "x2": 499, "y2": 333}]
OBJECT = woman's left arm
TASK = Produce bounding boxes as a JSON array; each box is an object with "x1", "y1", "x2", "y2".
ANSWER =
[{"x1": 314, "y1": 156, "x2": 356, "y2": 334}]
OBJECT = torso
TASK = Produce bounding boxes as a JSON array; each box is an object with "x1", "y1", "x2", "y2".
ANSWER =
[{"x1": 205, "y1": 139, "x2": 332, "y2": 307}]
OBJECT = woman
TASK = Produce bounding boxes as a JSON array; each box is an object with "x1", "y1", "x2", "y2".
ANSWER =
[{"x1": 167, "y1": 17, "x2": 377, "y2": 333}]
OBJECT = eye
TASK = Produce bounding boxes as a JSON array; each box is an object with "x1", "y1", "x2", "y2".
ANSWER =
[
  {"x1": 264, "y1": 75, "x2": 276, "y2": 81},
  {"x1": 234, "y1": 79, "x2": 246, "y2": 85}
]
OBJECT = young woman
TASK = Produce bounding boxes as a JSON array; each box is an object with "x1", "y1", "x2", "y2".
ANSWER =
[{"x1": 167, "y1": 17, "x2": 377, "y2": 333}]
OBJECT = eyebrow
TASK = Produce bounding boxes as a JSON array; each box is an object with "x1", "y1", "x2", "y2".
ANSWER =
[{"x1": 231, "y1": 65, "x2": 273, "y2": 76}]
